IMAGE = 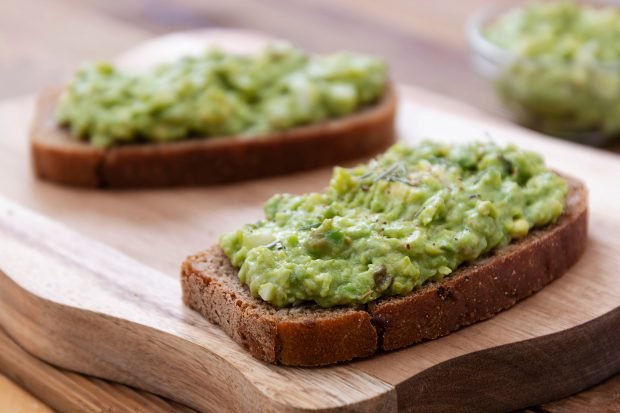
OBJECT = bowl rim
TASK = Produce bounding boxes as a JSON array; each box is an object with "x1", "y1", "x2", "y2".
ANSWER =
[{"x1": 466, "y1": 0, "x2": 620, "y2": 69}]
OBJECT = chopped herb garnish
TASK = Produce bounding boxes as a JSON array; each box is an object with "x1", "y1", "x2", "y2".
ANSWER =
[
  {"x1": 374, "y1": 163, "x2": 401, "y2": 182},
  {"x1": 265, "y1": 240, "x2": 285, "y2": 250},
  {"x1": 299, "y1": 222, "x2": 321, "y2": 230},
  {"x1": 387, "y1": 176, "x2": 414, "y2": 186}
]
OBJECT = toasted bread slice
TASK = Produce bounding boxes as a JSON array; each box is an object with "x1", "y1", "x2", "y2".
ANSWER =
[
  {"x1": 181, "y1": 177, "x2": 588, "y2": 366},
  {"x1": 30, "y1": 87, "x2": 397, "y2": 188}
]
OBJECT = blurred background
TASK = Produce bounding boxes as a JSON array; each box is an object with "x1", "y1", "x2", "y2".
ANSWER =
[
  {"x1": 0, "y1": 0, "x2": 493, "y2": 107},
  {"x1": 8, "y1": 0, "x2": 620, "y2": 150}
]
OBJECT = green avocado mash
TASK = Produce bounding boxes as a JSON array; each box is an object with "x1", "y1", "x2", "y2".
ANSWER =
[
  {"x1": 56, "y1": 43, "x2": 387, "y2": 147},
  {"x1": 484, "y1": 1, "x2": 620, "y2": 144},
  {"x1": 220, "y1": 140, "x2": 567, "y2": 308}
]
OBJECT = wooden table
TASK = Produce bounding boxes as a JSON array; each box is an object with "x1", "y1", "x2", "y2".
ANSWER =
[
  {"x1": 0, "y1": 0, "x2": 618, "y2": 411},
  {"x1": 0, "y1": 375, "x2": 52, "y2": 413}
]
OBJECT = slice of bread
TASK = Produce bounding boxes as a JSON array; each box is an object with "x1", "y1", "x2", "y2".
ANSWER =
[
  {"x1": 30, "y1": 87, "x2": 396, "y2": 188},
  {"x1": 181, "y1": 177, "x2": 588, "y2": 366}
]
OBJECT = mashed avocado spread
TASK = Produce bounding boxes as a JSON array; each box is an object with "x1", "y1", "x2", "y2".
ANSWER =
[
  {"x1": 484, "y1": 1, "x2": 620, "y2": 142},
  {"x1": 220, "y1": 141, "x2": 567, "y2": 308},
  {"x1": 56, "y1": 43, "x2": 387, "y2": 147}
]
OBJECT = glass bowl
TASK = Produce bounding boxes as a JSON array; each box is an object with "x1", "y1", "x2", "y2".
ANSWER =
[{"x1": 467, "y1": 0, "x2": 620, "y2": 147}]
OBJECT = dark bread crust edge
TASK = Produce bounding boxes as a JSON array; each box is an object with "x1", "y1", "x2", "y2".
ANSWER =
[
  {"x1": 30, "y1": 86, "x2": 397, "y2": 188},
  {"x1": 181, "y1": 249, "x2": 377, "y2": 366},
  {"x1": 370, "y1": 178, "x2": 588, "y2": 350},
  {"x1": 181, "y1": 178, "x2": 588, "y2": 366}
]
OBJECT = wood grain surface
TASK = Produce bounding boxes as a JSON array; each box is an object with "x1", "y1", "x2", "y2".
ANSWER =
[
  {"x1": 0, "y1": 0, "x2": 619, "y2": 409},
  {"x1": 0, "y1": 30, "x2": 618, "y2": 411},
  {"x1": 0, "y1": 374, "x2": 52, "y2": 413},
  {"x1": 0, "y1": 328, "x2": 196, "y2": 413}
]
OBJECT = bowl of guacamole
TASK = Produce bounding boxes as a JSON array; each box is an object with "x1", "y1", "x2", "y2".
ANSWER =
[{"x1": 468, "y1": 0, "x2": 620, "y2": 146}]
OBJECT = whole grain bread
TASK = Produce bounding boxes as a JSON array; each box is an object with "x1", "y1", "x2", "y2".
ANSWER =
[
  {"x1": 181, "y1": 177, "x2": 588, "y2": 366},
  {"x1": 30, "y1": 86, "x2": 396, "y2": 188}
]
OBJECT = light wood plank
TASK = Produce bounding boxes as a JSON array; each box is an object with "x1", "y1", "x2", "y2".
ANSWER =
[
  {"x1": 539, "y1": 374, "x2": 620, "y2": 412},
  {"x1": 0, "y1": 374, "x2": 52, "y2": 413},
  {"x1": 0, "y1": 328, "x2": 196, "y2": 412},
  {"x1": 0, "y1": 0, "x2": 150, "y2": 99}
]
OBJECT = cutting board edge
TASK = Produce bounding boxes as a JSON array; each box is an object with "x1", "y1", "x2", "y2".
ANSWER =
[
  {"x1": 395, "y1": 304, "x2": 620, "y2": 413},
  {"x1": 0, "y1": 267, "x2": 399, "y2": 413}
]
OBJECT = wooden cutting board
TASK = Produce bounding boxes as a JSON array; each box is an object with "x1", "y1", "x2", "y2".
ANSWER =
[{"x1": 0, "y1": 30, "x2": 619, "y2": 413}]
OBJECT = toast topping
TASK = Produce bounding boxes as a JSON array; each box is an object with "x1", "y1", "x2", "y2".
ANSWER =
[
  {"x1": 220, "y1": 141, "x2": 567, "y2": 307},
  {"x1": 55, "y1": 43, "x2": 387, "y2": 147}
]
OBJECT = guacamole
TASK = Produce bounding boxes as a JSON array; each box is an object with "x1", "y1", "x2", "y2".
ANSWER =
[
  {"x1": 220, "y1": 141, "x2": 567, "y2": 308},
  {"x1": 56, "y1": 43, "x2": 387, "y2": 147},
  {"x1": 484, "y1": 1, "x2": 620, "y2": 144}
]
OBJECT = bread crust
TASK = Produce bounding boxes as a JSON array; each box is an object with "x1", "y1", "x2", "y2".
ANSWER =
[
  {"x1": 181, "y1": 250, "x2": 377, "y2": 366},
  {"x1": 30, "y1": 87, "x2": 397, "y2": 188},
  {"x1": 181, "y1": 178, "x2": 588, "y2": 366}
]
